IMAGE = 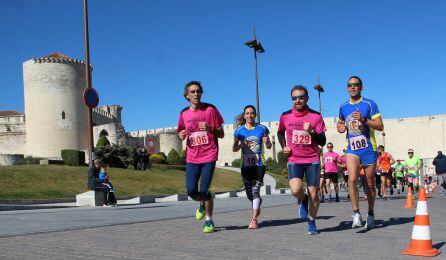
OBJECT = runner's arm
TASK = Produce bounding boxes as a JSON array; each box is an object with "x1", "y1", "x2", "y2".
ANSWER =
[
  {"x1": 312, "y1": 131, "x2": 326, "y2": 146},
  {"x1": 277, "y1": 130, "x2": 286, "y2": 149},
  {"x1": 214, "y1": 127, "x2": 224, "y2": 139},
  {"x1": 232, "y1": 138, "x2": 244, "y2": 152},
  {"x1": 389, "y1": 154, "x2": 396, "y2": 165},
  {"x1": 363, "y1": 116, "x2": 384, "y2": 131}
]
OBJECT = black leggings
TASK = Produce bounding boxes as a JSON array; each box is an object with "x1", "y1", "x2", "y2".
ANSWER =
[{"x1": 241, "y1": 166, "x2": 266, "y2": 201}]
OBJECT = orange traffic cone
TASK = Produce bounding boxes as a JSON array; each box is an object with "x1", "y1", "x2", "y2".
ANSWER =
[
  {"x1": 404, "y1": 186, "x2": 415, "y2": 208},
  {"x1": 401, "y1": 188, "x2": 440, "y2": 257}
]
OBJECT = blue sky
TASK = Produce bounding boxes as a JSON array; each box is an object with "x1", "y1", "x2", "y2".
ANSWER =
[{"x1": 1, "y1": 1, "x2": 445, "y2": 131}]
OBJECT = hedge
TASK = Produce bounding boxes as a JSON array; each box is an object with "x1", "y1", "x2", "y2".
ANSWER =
[
  {"x1": 61, "y1": 149, "x2": 85, "y2": 166},
  {"x1": 152, "y1": 163, "x2": 186, "y2": 171}
]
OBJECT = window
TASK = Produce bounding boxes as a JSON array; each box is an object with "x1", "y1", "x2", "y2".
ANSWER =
[
  {"x1": 6, "y1": 126, "x2": 11, "y2": 132},
  {"x1": 61, "y1": 111, "x2": 66, "y2": 119}
]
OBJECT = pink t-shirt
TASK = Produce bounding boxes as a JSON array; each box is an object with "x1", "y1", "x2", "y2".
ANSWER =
[
  {"x1": 323, "y1": 151, "x2": 339, "y2": 173},
  {"x1": 278, "y1": 107, "x2": 327, "y2": 164},
  {"x1": 339, "y1": 155, "x2": 348, "y2": 175},
  {"x1": 177, "y1": 103, "x2": 224, "y2": 164}
]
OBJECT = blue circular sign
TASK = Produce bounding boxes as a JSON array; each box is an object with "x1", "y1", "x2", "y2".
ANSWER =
[{"x1": 83, "y1": 88, "x2": 99, "y2": 108}]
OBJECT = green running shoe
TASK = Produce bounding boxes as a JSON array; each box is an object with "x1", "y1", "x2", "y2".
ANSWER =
[
  {"x1": 203, "y1": 220, "x2": 215, "y2": 233},
  {"x1": 195, "y1": 205, "x2": 205, "y2": 220}
]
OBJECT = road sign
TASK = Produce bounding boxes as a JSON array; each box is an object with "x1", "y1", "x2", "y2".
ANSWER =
[{"x1": 83, "y1": 87, "x2": 99, "y2": 108}]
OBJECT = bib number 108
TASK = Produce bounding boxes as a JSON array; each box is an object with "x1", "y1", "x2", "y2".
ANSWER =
[{"x1": 349, "y1": 135, "x2": 368, "y2": 151}]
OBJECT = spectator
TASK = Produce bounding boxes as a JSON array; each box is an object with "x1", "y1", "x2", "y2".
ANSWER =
[
  {"x1": 133, "y1": 147, "x2": 141, "y2": 170},
  {"x1": 87, "y1": 159, "x2": 111, "y2": 206},
  {"x1": 99, "y1": 166, "x2": 117, "y2": 207},
  {"x1": 433, "y1": 151, "x2": 446, "y2": 196},
  {"x1": 142, "y1": 148, "x2": 151, "y2": 172}
]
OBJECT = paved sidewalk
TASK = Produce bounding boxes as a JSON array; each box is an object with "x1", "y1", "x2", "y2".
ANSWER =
[{"x1": 0, "y1": 191, "x2": 444, "y2": 259}]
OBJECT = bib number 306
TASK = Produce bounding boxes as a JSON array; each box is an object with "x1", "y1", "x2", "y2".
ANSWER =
[
  {"x1": 189, "y1": 131, "x2": 209, "y2": 146},
  {"x1": 349, "y1": 135, "x2": 368, "y2": 151},
  {"x1": 292, "y1": 130, "x2": 311, "y2": 145}
]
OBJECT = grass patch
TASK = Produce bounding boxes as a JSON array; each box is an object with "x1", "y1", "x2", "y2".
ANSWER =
[
  {"x1": 267, "y1": 171, "x2": 289, "y2": 188},
  {"x1": 0, "y1": 165, "x2": 243, "y2": 200}
]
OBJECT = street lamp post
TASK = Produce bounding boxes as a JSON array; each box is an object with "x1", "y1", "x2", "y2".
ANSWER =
[
  {"x1": 245, "y1": 28, "x2": 265, "y2": 124},
  {"x1": 314, "y1": 76, "x2": 325, "y2": 114},
  {"x1": 83, "y1": 0, "x2": 94, "y2": 167}
]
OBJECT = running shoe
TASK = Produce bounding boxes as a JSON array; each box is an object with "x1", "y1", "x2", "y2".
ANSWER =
[
  {"x1": 320, "y1": 194, "x2": 325, "y2": 203},
  {"x1": 307, "y1": 220, "x2": 319, "y2": 235},
  {"x1": 364, "y1": 194, "x2": 368, "y2": 200},
  {"x1": 397, "y1": 189, "x2": 401, "y2": 194},
  {"x1": 298, "y1": 196, "x2": 309, "y2": 220},
  {"x1": 195, "y1": 205, "x2": 205, "y2": 220},
  {"x1": 328, "y1": 195, "x2": 333, "y2": 202},
  {"x1": 390, "y1": 187, "x2": 394, "y2": 195},
  {"x1": 248, "y1": 219, "x2": 259, "y2": 229},
  {"x1": 402, "y1": 186, "x2": 405, "y2": 192},
  {"x1": 352, "y1": 213, "x2": 363, "y2": 228},
  {"x1": 335, "y1": 193, "x2": 340, "y2": 202},
  {"x1": 366, "y1": 214, "x2": 375, "y2": 229},
  {"x1": 203, "y1": 220, "x2": 215, "y2": 233},
  {"x1": 383, "y1": 195, "x2": 388, "y2": 201}
]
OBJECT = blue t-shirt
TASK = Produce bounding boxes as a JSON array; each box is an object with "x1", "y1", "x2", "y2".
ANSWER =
[
  {"x1": 233, "y1": 124, "x2": 269, "y2": 168},
  {"x1": 99, "y1": 172, "x2": 107, "y2": 181},
  {"x1": 338, "y1": 97, "x2": 381, "y2": 152}
]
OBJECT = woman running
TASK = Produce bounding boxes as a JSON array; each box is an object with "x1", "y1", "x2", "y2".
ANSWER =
[{"x1": 232, "y1": 105, "x2": 272, "y2": 229}]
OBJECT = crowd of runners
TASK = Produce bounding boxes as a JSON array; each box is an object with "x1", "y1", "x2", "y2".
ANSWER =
[{"x1": 177, "y1": 76, "x2": 442, "y2": 234}]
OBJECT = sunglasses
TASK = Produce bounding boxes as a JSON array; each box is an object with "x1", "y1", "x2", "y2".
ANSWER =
[
  {"x1": 327, "y1": 146, "x2": 333, "y2": 148},
  {"x1": 347, "y1": 82, "x2": 361, "y2": 87},
  {"x1": 291, "y1": 94, "x2": 308, "y2": 101},
  {"x1": 408, "y1": 152, "x2": 414, "y2": 154}
]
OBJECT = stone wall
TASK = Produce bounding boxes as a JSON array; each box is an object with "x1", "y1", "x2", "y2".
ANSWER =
[
  {"x1": 133, "y1": 114, "x2": 446, "y2": 168},
  {"x1": 0, "y1": 154, "x2": 24, "y2": 166},
  {"x1": 0, "y1": 133, "x2": 26, "y2": 155}
]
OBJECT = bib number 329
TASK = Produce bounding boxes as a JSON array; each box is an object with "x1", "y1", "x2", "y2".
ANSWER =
[
  {"x1": 349, "y1": 135, "x2": 368, "y2": 151},
  {"x1": 189, "y1": 131, "x2": 209, "y2": 146},
  {"x1": 292, "y1": 130, "x2": 311, "y2": 145}
]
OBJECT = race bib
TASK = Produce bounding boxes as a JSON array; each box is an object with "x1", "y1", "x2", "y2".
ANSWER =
[
  {"x1": 292, "y1": 130, "x2": 311, "y2": 145},
  {"x1": 189, "y1": 131, "x2": 209, "y2": 146},
  {"x1": 409, "y1": 166, "x2": 415, "y2": 171},
  {"x1": 243, "y1": 153, "x2": 259, "y2": 167},
  {"x1": 349, "y1": 135, "x2": 368, "y2": 151},
  {"x1": 325, "y1": 157, "x2": 333, "y2": 163}
]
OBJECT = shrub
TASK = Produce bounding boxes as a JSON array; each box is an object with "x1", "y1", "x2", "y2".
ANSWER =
[
  {"x1": 152, "y1": 163, "x2": 186, "y2": 171},
  {"x1": 178, "y1": 149, "x2": 186, "y2": 160},
  {"x1": 96, "y1": 136, "x2": 110, "y2": 148},
  {"x1": 265, "y1": 157, "x2": 279, "y2": 171},
  {"x1": 16, "y1": 156, "x2": 43, "y2": 165},
  {"x1": 231, "y1": 158, "x2": 241, "y2": 168},
  {"x1": 151, "y1": 153, "x2": 167, "y2": 164},
  {"x1": 277, "y1": 151, "x2": 287, "y2": 169},
  {"x1": 167, "y1": 149, "x2": 180, "y2": 164},
  {"x1": 94, "y1": 145, "x2": 132, "y2": 168},
  {"x1": 61, "y1": 149, "x2": 85, "y2": 166}
]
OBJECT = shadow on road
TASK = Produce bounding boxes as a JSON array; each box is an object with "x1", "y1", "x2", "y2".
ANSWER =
[
  {"x1": 319, "y1": 216, "x2": 414, "y2": 233},
  {"x1": 220, "y1": 216, "x2": 335, "y2": 231},
  {"x1": 433, "y1": 242, "x2": 445, "y2": 250}
]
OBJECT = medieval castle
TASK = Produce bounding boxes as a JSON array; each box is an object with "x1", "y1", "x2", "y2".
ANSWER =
[{"x1": 0, "y1": 53, "x2": 445, "y2": 174}]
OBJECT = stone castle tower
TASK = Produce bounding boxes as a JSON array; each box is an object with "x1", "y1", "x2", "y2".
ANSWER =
[{"x1": 23, "y1": 53, "x2": 90, "y2": 158}]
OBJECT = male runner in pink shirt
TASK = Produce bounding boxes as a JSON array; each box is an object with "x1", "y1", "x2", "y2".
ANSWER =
[
  {"x1": 177, "y1": 81, "x2": 224, "y2": 233},
  {"x1": 277, "y1": 85, "x2": 327, "y2": 235}
]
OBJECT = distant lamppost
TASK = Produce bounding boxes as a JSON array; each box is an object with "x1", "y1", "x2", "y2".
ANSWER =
[
  {"x1": 245, "y1": 28, "x2": 265, "y2": 124},
  {"x1": 382, "y1": 131, "x2": 386, "y2": 147},
  {"x1": 314, "y1": 76, "x2": 325, "y2": 114}
]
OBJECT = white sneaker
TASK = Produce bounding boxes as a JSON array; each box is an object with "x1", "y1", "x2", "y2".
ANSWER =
[
  {"x1": 366, "y1": 214, "x2": 375, "y2": 229},
  {"x1": 352, "y1": 213, "x2": 363, "y2": 228}
]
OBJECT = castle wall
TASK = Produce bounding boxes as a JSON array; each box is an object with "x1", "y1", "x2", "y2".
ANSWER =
[
  {"x1": 23, "y1": 57, "x2": 89, "y2": 159},
  {"x1": 133, "y1": 114, "x2": 446, "y2": 168}
]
